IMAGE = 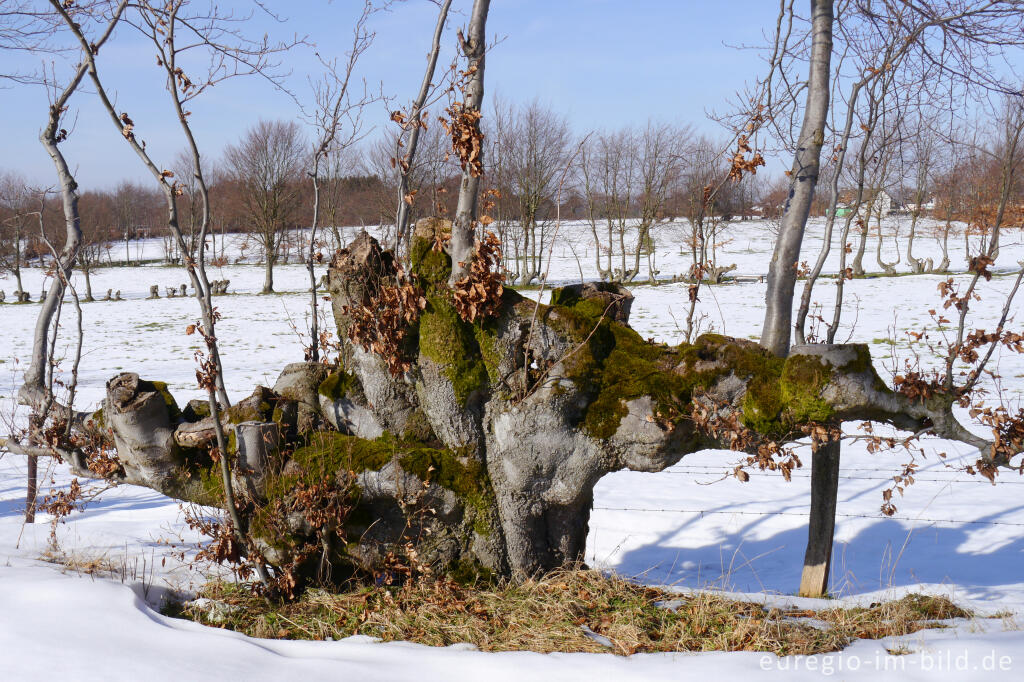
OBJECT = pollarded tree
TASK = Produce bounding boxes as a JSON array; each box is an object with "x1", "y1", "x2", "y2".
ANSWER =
[
  {"x1": 225, "y1": 119, "x2": 307, "y2": 293},
  {"x1": 4, "y1": 0, "x2": 1024, "y2": 600},
  {"x1": 904, "y1": 123, "x2": 939, "y2": 273},
  {"x1": 32, "y1": 222, "x2": 1010, "y2": 585}
]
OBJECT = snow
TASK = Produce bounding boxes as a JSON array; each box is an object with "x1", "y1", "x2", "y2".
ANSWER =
[{"x1": 2, "y1": 218, "x2": 1023, "y2": 680}]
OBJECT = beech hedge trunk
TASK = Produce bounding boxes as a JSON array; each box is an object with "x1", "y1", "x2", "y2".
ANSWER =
[{"x1": 83, "y1": 222, "x2": 984, "y2": 583}]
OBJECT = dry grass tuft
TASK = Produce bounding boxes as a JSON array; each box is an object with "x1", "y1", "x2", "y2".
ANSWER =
[
  {"x1": 41, "y1": 548, "x2": 120, "y2": 576},
  {"x1": 167, "y1": 569, "x2": 973, "y2": 656}
]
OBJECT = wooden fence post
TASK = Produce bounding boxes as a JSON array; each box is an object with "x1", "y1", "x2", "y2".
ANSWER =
[{"x1": 798, "y1": 438, "x2": 841, "y2": 597}]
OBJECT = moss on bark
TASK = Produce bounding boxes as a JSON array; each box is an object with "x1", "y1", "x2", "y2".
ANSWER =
[
  {"x1": 318, "y1": 371, "x2": 357, "y2": 402},
  {"x1": 544, "y1": 293, "x2": 783, "y2": 440},
  {"x1": 418, "y1": 293, "x2": 489, "y2": 407},
  {"x1": 138, "y1": 379, "x2": 182, "y2": 422}
]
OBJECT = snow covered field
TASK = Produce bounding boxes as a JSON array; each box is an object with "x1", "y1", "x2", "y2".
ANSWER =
[{"x1": 2, "y1": 218, "x2": 1024, "y2": 681}]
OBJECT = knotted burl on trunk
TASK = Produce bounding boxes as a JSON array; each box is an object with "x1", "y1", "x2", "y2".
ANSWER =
[{"x1": 90, "y1": 225, "x2": 984, "y2": 581}]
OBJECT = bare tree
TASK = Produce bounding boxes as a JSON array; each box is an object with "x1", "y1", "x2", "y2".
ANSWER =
[
  {"x1": 579, "y1": 127, "x2": 637, "y2": 283},
  {"x1": 225, "y1": 119, "x2": 306, "y2": 294},
  {"x1": 7, "y1": 0, "x2": 128, "y2": 526},
  {"x1": 4, "y1": 0, "x2": 1024, "y2": 599},
  {"x1": 759, "y1": 0, "x2": 1024, "y2": 597},
  {"x1": 373, "y1": 115, "x2": 458, "y2": 245},
  {"x1": 48, "y1": 0, "x2": 306, "y2": 587},
  {"x1": 493, "y1": 97, "x2": 572, "y2": 284},
  {"x1": 170, "y1": 148, "x2": 205, "y2": 260},
  {"x1": 0, "y1": 170, "x2": 33, "y2": 298},
  {"x1": 108, "y1": 180, "x2": 160, "y2": 265},
  {"x1": 304, "y1": 1, "x2": 376, "y2": 363},
  {"x1": 786, "y1": 0, "x2": 1024, "y2": 350},
  {"x1": 676, "y1": 135, "x2": 728, "y2": 286},
  {"x1": 960, "y1": 95, "x2": 1024, "y2": 262},
  {"x1": 901, "y1": 102, "x2": 943, "y2": 273},
  {"x1": 392, "y1": 0, "x2": 453, "y2": 258},
  {"x1": 77, "y1": 188, "x2": 118, "y2": 301},
  {"x1": 0, "y1": 1, "x2": 64, "y2": 83}
]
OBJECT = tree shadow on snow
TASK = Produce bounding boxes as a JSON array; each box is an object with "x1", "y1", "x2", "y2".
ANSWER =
[{"x1": 608, "y1": 501, "x2": 1024, "y2": 603}]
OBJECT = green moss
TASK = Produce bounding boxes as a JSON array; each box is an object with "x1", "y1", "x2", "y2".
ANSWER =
[
  {"x1": 91, "y1": 408, "x2": 104, "y2": 428},
  {"x1": 160, "y1": 444, "x2": 225, "y2": 508},
  {"x1": 736, "y1": 351, "x2": 848, "y2": 435},
  {"x1": 543, "y1": 291, "x2": 839, "y2": 440},
  {"x1": 196, "y1": 462, "x2": 225, "y2": 507},
  {"x1": 138, "y1": 379, "x2": 181, "y2": 422},
  {"x1": 291, "y1": 432, "x2": 395, "y2": 481},
  {"x1": 398, "y1": 447, "x2": 485, "y2": 503},
  {"x1": 741, "y1": 376, "x2": 786, "y2": 436},
  {"x1": 543, "y1": 296, "x2": 749, "y2": 440},
  {"x1": 402, "y1": 408, "x2": 438, "y2": 444},
  {"x1": 548, "y1": 286, "x2": 581, "y2": 308},
  {"x1": 837, "y1": 344, "x2": 890, "y2": 393},
  {"x1": 779, "y1": 355, "x2": 835, "y2": 425},
  {"x1": 418, "y1": 294, "x2": 489, "y2": 406},
  {"x1": 472, "y1": 319, "x2": 504, "y2": 385},
  {"x1": 266, "y1": 432, "x2": 484, "y2": 501},
  {"x1": 318, "y1": 371, "x2": 357, "y2": 402},
  {"x1": 549, "y1": 282, "x2": 624, "y2": 309},
  {"x1": 255, "y1": 431, "x2": 493, "y2": 546},
  {"x1": 225, "y1": 393, "x2": 274, "y2": 424},
  {"x1": 397, "y1": 444, "x2": 494, "y2": 533},
  {"x1": 183, "y1": 399, "x2": 211, "y2": 421},
  {"x1": 448, "y1": 558, "x2": 497, "y2": 586},
  {"x1": 578, "y1": 324, "x2": 686, "y2": 439},
  {"x1": 839, "y1": 344, "x2": 873, "y2": 375},
  {"x1": 542, "y1": 299, "x2": 672, "y2": 439},
  {"x1": 410, "y1": 236, "x2": 451, "y2": 285}
]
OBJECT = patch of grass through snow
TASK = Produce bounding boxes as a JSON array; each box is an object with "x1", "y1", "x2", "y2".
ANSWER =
[{"x1": 165, "y1": 569, "x2": 971, "y2": 656}]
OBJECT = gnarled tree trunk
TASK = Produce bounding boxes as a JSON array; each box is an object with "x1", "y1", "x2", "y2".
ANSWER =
[{"x1": 68, "y1": 228, "x2": 994, "y2": 585}]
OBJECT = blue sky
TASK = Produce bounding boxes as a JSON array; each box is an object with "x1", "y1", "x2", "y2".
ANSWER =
[{"x1": 1, "y1": 1, "x2": 784, "y2": 189}]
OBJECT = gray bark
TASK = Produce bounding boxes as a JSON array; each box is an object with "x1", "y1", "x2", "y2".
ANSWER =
[
  {"x1": 17, "y1": 2, "x2": 127, "y2": 523},
  {"x1": 263, "y1": 257, "x2": 274, "y2": 295},
  {"x1": 874, "y1": 213, "x2": 899, "y2": 275},
  {"x1": 449, "y1": 0, "x2": 490, "y2": 285},
  {"x1": 82, "y1": 265, "x2": 95, "y2": 302},
  {"x1": 794, "y1": 74, "x2": 867, "y2": 345},
  {"x1": 760, "y1": 0, "x2": 833, "y2": 357},
  {"x1": 907, "y1": 212, "x2": 923, "y2": 273},
  {"x1": 20, "y1": 64, "x2": 88, "y2": 409},
  {"x1": 851, "y1": 216, "x2": 868, "y2": 276},
  {"x1": 937, "y1": 220, "x2": 951, "y2": 272},
  {"x1": 104, "y1": 373, "x2": 182, "y2": 489}
]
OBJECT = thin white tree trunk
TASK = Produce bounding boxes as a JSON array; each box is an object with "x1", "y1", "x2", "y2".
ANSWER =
[
  {"x1": 449, "y1": 0, "x2": 490, "y2": 285},
  {"x1": 760, "y1": 0, "x2": 833, "y2": 357},
  {"x1": 395, "y1": 0, "x2": 453, "y2": 256}
]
